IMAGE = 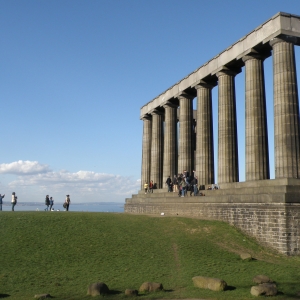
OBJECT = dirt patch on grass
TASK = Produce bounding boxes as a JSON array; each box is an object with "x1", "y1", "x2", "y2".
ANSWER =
[
  {"x1": 172, "y1": 243, "x2": 181, "y2": 270},
  {"x1": 215, "y1": 240, "x2": 283, "y2": 263}
]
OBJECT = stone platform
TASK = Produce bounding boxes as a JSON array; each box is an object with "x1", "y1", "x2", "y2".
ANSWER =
[{"x1": 125, "y1": 178, "x2": 300, "y2": 255}]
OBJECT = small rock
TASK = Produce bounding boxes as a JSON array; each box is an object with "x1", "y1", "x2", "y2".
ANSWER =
[
  {"x1": 253, "y1": 275, "x2": 273, "y2": 284},
  {"x1": 192, "y1": 276, "x2": 227, "y2": 291},
  {"x1": 125, "y1": 289, "x2": 138, "y2": 296},
  {"x1": 251, "y1": 283, "x2": 277, "y2": 296},
  {"x1": 139, "y1": 282, "x2": 163, "y2": 292},
  {"x1": 34, "y1": 294, "x2": 51, "y2": 299},
  {"x1": 240, "y1": 252, "x2": 252, "y2": 260},
  {"x1": 87, "y1": 282, "x2": 109, "y2": 296}
]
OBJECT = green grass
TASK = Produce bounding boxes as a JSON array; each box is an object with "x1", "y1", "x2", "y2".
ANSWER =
[{"x1": 1, "y1": 212, "x2": 300, "y2": 299}]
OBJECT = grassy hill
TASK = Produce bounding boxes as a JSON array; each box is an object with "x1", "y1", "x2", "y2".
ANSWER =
[{"x1": 1, "y1": 212, "x2": 300, "y2": 299}]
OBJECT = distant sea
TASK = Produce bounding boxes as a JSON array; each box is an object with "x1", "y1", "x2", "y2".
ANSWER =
[{"x1": 1, "y1": 202, "x2": 124, "y2": 212}]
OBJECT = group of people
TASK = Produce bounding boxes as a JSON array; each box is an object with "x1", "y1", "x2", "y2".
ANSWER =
[
  {"x1": 165, "y1": 171, "x2": 199, "y2": 197},
  {"x1": 0, "y1": 192, "x2": 71, "y2": 211},
  {"x1": 45, "y1": 194, "x2": 71, "y2": 211},
  {"x1": 0, "y1": 192, "x2": 18, "y2": 211},
  {"x1": 144, "y1": 170, "x2": 201, "y2": 197},
  {"x1": 143, "y1": 180, "x2": 154, "y2": 194}
]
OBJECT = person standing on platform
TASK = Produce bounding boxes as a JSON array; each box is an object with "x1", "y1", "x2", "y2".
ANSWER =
[
  {"x1": 180, "y1": 179, "x2": 186, "y2": 197},
  {"x1": 173, "y1": 175, "x2": 178, "y2": 193},
  {"x1": 149, "y1": 180, "x2": 154, "y2": 193},
  {"x1": 193, "y1": 176, "x2": 198, "y2": 196},
  {"x1": 144, "y1": 182, "x2": 148, "y2": 194},
  {"x1": 166, "y1": 176, "x2": 172, "y2": 192}
]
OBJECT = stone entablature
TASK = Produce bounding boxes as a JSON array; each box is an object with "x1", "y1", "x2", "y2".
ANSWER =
[{"x1": 140, "y1": 12, "x2": 300, "y2": 117}]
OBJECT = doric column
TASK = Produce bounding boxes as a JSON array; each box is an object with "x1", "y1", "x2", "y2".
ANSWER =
[
  {"x1": 163, "y1": 101, "x2": 178, "y2": 184},
  {"x1": 270, "y1": 37, "x2": 300, "y2": 178},
  {"x1": 243, "y1": 53, "x2": 270, "y2": 181},
  {"x1": 216, "y1": 69, "x2": 239, "y2": 184},
  {"x1": 141, "y1": 114, "x2": 152, "y2": 190},
  {"x1": 194, "y1": 82, "x2": 215, "y2": 185},
  {"x1": 150, "y1": 109, "x2": 163, "y2": 188},
  {"x1": 177, "y1": 93, "x2": 194, "y2": 175}
]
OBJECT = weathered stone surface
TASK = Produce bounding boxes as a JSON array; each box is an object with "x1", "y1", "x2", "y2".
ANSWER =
[
  {"x1": 243, "y1": 53, "x2": 270, "y2": 181},
  {"x1": 87, "y1": 282, "x2": 109, "y2": 296},
  {"x1": 195, "y1": 83, "x2": 215, "y2": 185},
  {"x1": 253, "y1": 275, "x2": 273, "y2": 284},
  {"x1": 240, "y1": 252, "x2": 252, "y2": 260},
  {"x1": 216, "y1": 69, "x2": 239, "y2": 184},
  {"x1": 192, "y1": 276, "x2": 227, "y2": 291},
  {"x1": 34, "y1": 294, "x2": 51, "y2": 299},
  {"x1": 125, "y1": 289, "x2": 138, "y2": 296},
  {"x1": 139, "y1": 282, "x2": 163, "y2": 292},
  {"x1": 150, "y1": 111, "x2": 163, "y2": 188},
  {"x1": 251, "y1": 283, "x2": 277, "y2": 296}
]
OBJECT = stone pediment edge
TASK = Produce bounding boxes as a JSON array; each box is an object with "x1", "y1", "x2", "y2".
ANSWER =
[{"x1": 140, "y1": 12, "x2": 300, "y2": 119}]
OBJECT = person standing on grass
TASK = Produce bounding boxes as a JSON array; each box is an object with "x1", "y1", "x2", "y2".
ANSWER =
[
  {"x1": 0, "y1": 194, "x2": 5, "y2": 211},
  {"x1": 45, "y1": 195, "x2": 50, "y2": 211},
  {"x1": 11, "y1": 192, "x2": 17, "y2": 211},
  {"x1": 65, "y1": 195, "x2": 71, "y2": 211},
  {"x1": 49, "y1": 197, "x2": 54, "y2": 211}
]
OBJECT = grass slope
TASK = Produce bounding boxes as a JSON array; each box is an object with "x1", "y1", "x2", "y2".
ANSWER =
[{"x1": 1, "y1": 212, "x2": 300, "y2": 299}]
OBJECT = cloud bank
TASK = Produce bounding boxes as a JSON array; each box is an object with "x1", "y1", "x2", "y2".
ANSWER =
[
  {"x1": 0, "y1": 160, "x2": 139, "y2": 203},
  {"x1": 0, "y1": 160, "x2": 51, "y2": 174}
]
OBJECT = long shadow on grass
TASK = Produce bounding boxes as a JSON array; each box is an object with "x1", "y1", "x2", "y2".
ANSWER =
[
  {"x1": 225, "y1": 286, "x2": 236, "y2": 291},
  {"x1": 0, "y1": 294, "x2": 9, "y2": 298},
  {"x1": 108, "y1": 290, "x2": 122, "y2": 295}
]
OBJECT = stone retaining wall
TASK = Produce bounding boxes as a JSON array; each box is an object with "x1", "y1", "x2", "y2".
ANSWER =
[{"x1": 125, "y1": 179, "x2": 300, "y2": 255}]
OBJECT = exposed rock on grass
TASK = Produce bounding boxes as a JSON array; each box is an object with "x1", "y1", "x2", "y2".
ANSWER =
[
  {"x1": 253, "y1": 275, "x2": 273, "y2": 284},
  {"x1": 240, "y1": 252, "x2": 252, "y2": 260},
  {"x1": 34, "y1": 294, "x2": 51, "y2": 299},
  {"x1": 87, "y1": 282, "x2": 109, "y2": 296},
  {"x1": 250, "y1": 283, "x2": 277, "y2": 296},
  {"x1": 125, "y1": 289, "x2": 138, "y2": 296},
  {"x1": 192, "y1": 276, "x2": 227, "y2": 291},
  {"x1": 139, "y1": 282, "x2": 163, "y2": 292}
]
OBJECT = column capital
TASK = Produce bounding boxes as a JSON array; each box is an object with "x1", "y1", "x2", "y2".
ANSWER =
[
  {"x1": 242, "y1": 50, "x2": 271, "y2": 63},
  {"x1": 176, "y1": 92, "x2": 194, "y2": 101},
  {"x1": 215, "y1": 66, "x2": 241, "y2": 78},
  {"x1": 269, "y1": 35, "x2": 298, "y2": 47},
  {"x1": 150, "y1": 108, "x2": 164, "y2": 116},
  {"x1": 163, "y1": 101, "x2": 178, "y2": 109},
  {"x1": 269, "y1": 35, "x2": 299, "y2": 47},
  {"x1": 141, "y1": 114, "x2": 152, "y2": 121},
  {"x1": 193, "y1": 80, "x2": 216, "y2": 90}
]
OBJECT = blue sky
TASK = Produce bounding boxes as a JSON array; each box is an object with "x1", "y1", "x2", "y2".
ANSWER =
[{"x1": 0, "y1": 0, "x2": 299, "y2": 203}]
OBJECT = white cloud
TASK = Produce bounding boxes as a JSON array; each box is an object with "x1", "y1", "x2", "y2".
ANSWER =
[
  {"x1": 2, "y1": 161, "x2": 140, "y2": 203},
  {"x1": 0, "y1": 160, "x2": 50, "y2": 175}
]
